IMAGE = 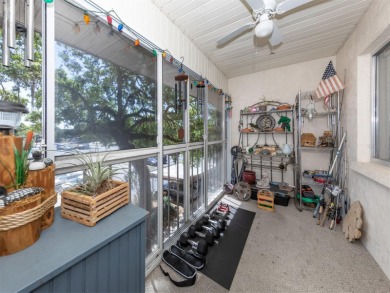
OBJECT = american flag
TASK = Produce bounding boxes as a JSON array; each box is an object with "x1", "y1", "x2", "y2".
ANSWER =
[{"x1": 316, "y1": 61, "x2": 345, "y2": 105}]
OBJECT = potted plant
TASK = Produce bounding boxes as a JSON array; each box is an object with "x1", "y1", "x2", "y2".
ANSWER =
[{"x1": 61, "y1": 152, "x2": 130, "y2": 227}]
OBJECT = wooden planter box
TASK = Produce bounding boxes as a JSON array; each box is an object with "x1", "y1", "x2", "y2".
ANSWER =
[{"x1": 61, "y1": 180, "x2": 130, "y2": 227}]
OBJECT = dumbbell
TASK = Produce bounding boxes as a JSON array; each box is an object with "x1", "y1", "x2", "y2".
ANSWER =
[
  {"x1": 188, "y1": 225, "x2": 215, "y2": 246},
  {"x1": 217, "y1": 202, "x2": 230, "y2": 214},
  {"x1": 202, "y1": 214, "x2": 226, "y2": 231},
  {"x1": 195, "y1": 220, "x2": 221, "y2": 239},
  {"x1": 179, "y1": 232, "x2": 208, "y2": 255},
  {"x1": 210, "y1": 209, "x2": 229, "y2": 221}
]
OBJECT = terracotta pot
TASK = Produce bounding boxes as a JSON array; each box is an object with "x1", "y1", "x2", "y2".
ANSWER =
[{"x1": 242, "y1": 170, "x2": 256, "y2": 185}]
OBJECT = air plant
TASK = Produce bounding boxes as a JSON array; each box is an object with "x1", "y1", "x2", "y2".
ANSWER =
[
  {"x1": 69, "y1": 152, "x2": 121, "y2": 197},
  {"x1": 12, "y1": 130, "x2": 34, "y2": 189}
]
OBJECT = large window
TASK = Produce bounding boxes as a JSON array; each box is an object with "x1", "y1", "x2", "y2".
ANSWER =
[
  {"x1": 189, "y1": 78, "x2": 205, "y2": 143},
  {"x1": 374, "y1": 43, "x2": 390, "y2": 162},
  {"x1": 161, "y1": 152, "x2": 185, "y2": 241},
  {"x1": 208, "y1": 87, "x2": 223, "y2": 141},
  {"x1": 129, "y1": 158, "x2": 159, "y2": 257},
  {"x1": 0, "y1": 2, "x2": 42, "y2": 138},
  {"x1": 190, "y1": 148, "x2": 205, "y2": 214},
  {"x1": 55, "y1": 1, "x2": 157, "y2": 155},
  {"x1": 207, "y1": 143, "x2": 224, "y2": 205},
  {"x1": 162, "y1": 59, "x2": 185, "y2": 146}
]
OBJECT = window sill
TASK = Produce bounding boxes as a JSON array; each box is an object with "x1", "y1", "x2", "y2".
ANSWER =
[{"x1": 350, "y1": 162, "x2": 390, "y2": 189}]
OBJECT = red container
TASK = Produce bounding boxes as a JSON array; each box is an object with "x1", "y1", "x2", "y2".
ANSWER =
[{"x1": 242, "y1": 170, "x2": 256, "y2": 185}]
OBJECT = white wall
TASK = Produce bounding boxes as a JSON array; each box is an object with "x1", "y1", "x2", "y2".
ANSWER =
[
  {"x1": 228, "y1": 57, "x2": 336, "y2": 186},
  {"x1": 228, "y1": 57, "x2": 336, "y2": 147},
  {"x1": 336, "y1": 0, "x2": 390, "y2": 278},
  {"x1": 90, "y1": 0, "x2": 228, "y2": 91}
]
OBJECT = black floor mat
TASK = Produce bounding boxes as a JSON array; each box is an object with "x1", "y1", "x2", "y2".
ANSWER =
[{"x1": 201, "y1": 207, "x2": 255, "y2": 290}]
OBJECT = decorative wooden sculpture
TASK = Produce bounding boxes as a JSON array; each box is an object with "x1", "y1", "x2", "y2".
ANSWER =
[{"x1": 0, "y1": 134, "x2": 57, "y2": 256}]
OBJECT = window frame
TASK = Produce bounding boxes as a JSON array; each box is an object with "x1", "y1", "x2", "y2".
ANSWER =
[{"x1": 372, "y1": 42, "x2": 390, "y2": 167}]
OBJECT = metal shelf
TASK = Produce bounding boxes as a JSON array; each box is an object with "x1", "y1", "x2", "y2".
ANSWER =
[
  {"x1": 299, "y1": 146, "x2": 334, "y2": 152},
  {"x1": 302, "y1": 111, "x2": 337, "y2": 118},
  {"x1": 241, "y1": 109, "x2": 293, "y2": 115},
  {"x1": 238, "y1": 106, "x2": 296, "y2": 191},
  {"x1": 301, "y1": 177, "x2": 327, "y2": 187},
  {"x1": 239, "y1": 153, "x2": 294, "y2": 162},
  {"x1": 241, "y1": 131, "x2": 294, "y2": 134},
  {"x1": 295, "y1": 90, "x2": 341, "y2": 212}
]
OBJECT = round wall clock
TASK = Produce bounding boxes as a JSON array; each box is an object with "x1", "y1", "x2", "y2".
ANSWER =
[{"x1": 256, "y1": 114, "x2": 276, "y2": 131}]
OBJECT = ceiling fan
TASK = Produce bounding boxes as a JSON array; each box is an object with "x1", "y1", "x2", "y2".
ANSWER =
[{"x1": 217, "y1": 0, "x2": 317, "y2": 47}]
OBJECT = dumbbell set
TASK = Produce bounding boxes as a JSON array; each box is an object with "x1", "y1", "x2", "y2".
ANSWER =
[
  {"x1": 162, "y1": 201, "x2": 232, "y2": 286},
  {"x1": 178, "y1": 201, "x2": 230, "y2": 256}
]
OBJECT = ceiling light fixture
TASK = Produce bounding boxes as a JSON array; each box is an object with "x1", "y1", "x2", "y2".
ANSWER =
[{"x1": 255, "y1": 15, "x2": 273, "y2": 38}]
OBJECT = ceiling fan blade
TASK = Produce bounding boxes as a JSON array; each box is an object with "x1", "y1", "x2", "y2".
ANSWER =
[
  {"x1": 245, "y1": 0, "x2": 265, "y2": 11},
  {"x1": 276, "y1": 0, "x2": 315, "y2": 14},
  {"x1": 217, "y1": 23, "x2": 256, "y2": 45},
  {"x1": 268, "y1": 24, "x2": 283, "y2": 47}
]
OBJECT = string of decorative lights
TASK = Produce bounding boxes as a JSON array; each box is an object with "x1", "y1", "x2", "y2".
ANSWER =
[{"x1": 44, "y1": 0, "x2": 225, "y2": 95}]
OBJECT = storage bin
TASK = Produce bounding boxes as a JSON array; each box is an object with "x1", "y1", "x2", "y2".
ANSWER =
[
  {"x1": 257, "y1": 190, "x2": 274, "y2": 212},
  {"x1": 274, "y1": 192, "x2": 290, "y2": 206}
]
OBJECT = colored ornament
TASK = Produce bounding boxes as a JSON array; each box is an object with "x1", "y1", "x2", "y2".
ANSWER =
[
  {"x1": 118, "y1": 23, "x2": 123, "y2": 31},
  {"x1": 107, "y1": 14, "x2": 112, "y2": 25},
  {"x1": 153, "y1": 49, "x2": 157, "y2": 57},
  {"x1": 84, "y1": 12, "x2": 90, "y2": 25},
  {"x1": 162, "y1": 51, "x2": 167, "y2": 58},
  {"x1": 169, "y1": 57, "x2": 173, "y2": 63},
  {"x1": 134, "y1": 39, "x2": 140, "y2": 46},
  {"x1": 43, "y1": 0, "x2": 54, "y2": 3}
]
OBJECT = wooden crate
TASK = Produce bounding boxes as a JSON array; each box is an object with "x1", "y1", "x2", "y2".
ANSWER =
[
  {"x1": 61, "y1": 180, "x2": 130, "y2": 227},
  {"x1": 257, "y1": 190, "x2": 274, "y2": 212}
]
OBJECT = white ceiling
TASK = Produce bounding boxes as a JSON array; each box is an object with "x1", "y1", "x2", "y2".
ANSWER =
[{"x1": 152, "y1": 0, "x2": 374, "y2": 79}]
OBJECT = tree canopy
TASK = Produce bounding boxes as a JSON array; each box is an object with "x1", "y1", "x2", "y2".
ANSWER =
[
  {"x1": 55, "y1": 43, "x2": 159, "y2": 149},
  {"x1": 0, "y1": 31, "x2": 42, "y2": 135}
]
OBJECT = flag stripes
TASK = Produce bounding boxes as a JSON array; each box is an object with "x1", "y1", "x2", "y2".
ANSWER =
[
  {"x1": 316, "y1": 61, "x2": 345, "y2": 101},
  {"x1": 315, "y1": 75, "x2": 344, "y2": 98}
]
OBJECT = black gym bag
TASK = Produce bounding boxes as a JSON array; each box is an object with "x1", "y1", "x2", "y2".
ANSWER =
[{"x1": 160, "y1": 245, "x2": 206, "y2": 287}]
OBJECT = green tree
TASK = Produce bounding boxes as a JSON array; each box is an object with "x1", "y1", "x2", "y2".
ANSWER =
[
  {"x1": 55, "y1": 43, "x2": 157, "y2": 149},
  {"x1": 0, "y1": 31, "x2": 42, "y2": 135}
]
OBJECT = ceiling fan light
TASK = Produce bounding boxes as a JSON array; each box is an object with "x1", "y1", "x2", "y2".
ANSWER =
[{"x1": 255, "y1": 19, "x2": 274, "y2": 38}]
